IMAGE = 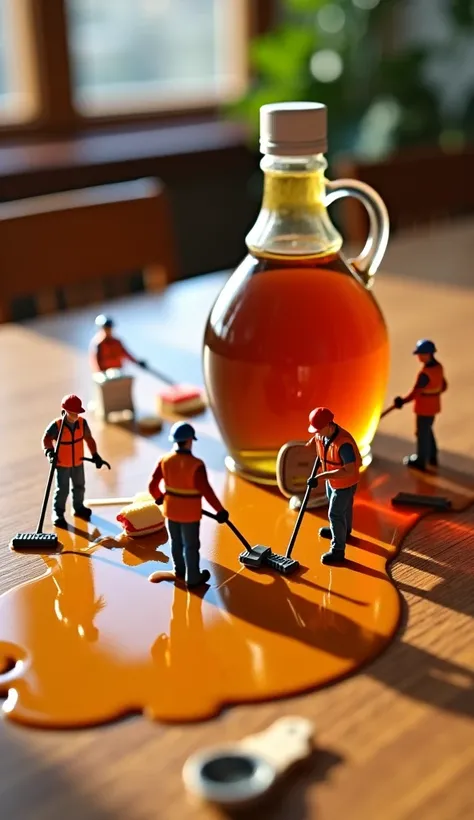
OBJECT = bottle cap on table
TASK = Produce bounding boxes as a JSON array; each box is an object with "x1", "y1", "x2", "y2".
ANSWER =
[
  {"x1": 260, "y1": 102, "x2": 327, "y2": 156},
  {"x1": 182, "y1": 716, "x2": 314, "y2": 808}
]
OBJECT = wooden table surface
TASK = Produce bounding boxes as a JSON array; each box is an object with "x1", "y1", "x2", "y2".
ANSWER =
[{"x1": 0, "y1": 217, "x2": 473, "y2": 820}]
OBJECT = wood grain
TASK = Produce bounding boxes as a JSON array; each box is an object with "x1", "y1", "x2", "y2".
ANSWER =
[{"x1": 0, "y1": 219, "x2": 473, "y2": 820}]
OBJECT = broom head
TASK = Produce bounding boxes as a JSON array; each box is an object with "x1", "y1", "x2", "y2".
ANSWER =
[{"x1": 10, "y1": 532, "x2": 59, "y2": 551}]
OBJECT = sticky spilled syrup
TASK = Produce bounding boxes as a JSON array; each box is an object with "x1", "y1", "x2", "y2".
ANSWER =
[{"x1": 1, "y1": 461, "x2": 473, "y2": 728}]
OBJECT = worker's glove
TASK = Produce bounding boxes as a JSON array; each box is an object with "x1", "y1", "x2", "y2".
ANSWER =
[
  {"x1": 45, "y1": 448, "x2": 56, "y2": 465},
  {"x1": 92, "y1": 453, "x2": 106, "y2": 469},
  {"x1": 307, "y1": 477, "x2": 319, "y2": 489},
  {"x1": 216, "y1": 509, "x2": 229, "y2": 524},
  {"x1": 393, "y1": 396, "x2": 405, "y2": 409},
  {"x1": 154, "y1": 495, "x2": 164, "y2": 506}
]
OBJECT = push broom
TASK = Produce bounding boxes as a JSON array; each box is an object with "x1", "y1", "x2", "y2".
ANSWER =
[
  {"x1": 202, "y1": 508, "x2": 301, "y2": 576},
  {"x1": 229, "y1": 455, "x2": 320, "y2": 569},
  {"x1": 11, "y1": 414, "x2": 67, "y2": 551}
]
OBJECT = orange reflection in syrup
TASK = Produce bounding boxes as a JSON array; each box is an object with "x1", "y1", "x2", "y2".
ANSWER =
[{"x1": 1, "y1": 461, "x2": 473, "y2": 728}]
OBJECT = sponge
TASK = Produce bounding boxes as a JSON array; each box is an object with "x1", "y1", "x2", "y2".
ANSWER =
[
  {"x1": 117, "y1": 499, "x2": 166, "y2": 538},
  {"x1": 157, "y1": 385, "x2": 206, "y2": 416}
]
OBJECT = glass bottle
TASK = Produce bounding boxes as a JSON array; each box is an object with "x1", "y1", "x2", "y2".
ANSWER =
[{"x1": 203, "y1": 102, "x2": 390, "y2": 485}]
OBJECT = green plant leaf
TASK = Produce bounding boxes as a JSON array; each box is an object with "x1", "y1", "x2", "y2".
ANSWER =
[
  {"x1": 287, "y1": 0, "x2": 329, "y2": 12},
  {"x1": 250, "y1": 26, "x2": 316, "y2": 82},
  {"x1": 224, "y1": 0, "x2": 459, "y2": 155},
  {"x1": 376, "y1": 48, "x2": 430, "y2": 100},
  {"x1": 450, "y1": 0, "x2": 474, "y2": 27}
]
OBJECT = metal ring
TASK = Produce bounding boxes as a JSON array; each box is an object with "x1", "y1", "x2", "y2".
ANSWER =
[{"x1": 182, "y1": 747, "x2": 276, "y2": 806}]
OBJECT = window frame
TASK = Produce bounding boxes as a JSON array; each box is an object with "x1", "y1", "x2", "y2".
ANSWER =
[
  {"x1": 0, "y1": 0, "x2": 275, "y2": 139},
  {"x1": 0, "y1": 0, "x2": 39, "y2": 124}
]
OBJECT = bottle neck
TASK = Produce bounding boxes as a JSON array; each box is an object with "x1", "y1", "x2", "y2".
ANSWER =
[{"x1": 246, "y1": 154, "x2": 342, "y2": 259}]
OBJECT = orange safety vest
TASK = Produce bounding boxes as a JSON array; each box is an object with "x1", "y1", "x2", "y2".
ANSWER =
[
  {"x1": 414, "y1": 363, "x2": 445, "y2": 416},
  {"x1": 91, "y1": 335, "x2": 129, "y2": 371},
  {"x1": 161, "y1": 451, "x2": 204, "y2": 523},
  {"x1": 55, "y1": 418, "x2": 85, "y2": 468},
  {"x1": 313, "y1": 425, "x2": 361, "y2": 490}
]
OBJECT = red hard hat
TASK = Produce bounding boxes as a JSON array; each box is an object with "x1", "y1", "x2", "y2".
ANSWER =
[
  {"x1": 61, "y1": 394, "x2": 85, "y2": 414},
  {"x1": 308, "y1": 407, "x2": 334, "y2": 432}
]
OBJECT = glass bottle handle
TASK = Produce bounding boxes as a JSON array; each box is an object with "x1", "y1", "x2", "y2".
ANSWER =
[{"x1": 325, "y1": 178, "x2": 390, "y2": 288}]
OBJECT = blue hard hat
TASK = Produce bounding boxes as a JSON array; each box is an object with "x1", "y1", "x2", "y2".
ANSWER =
[
  {"x1": 413, "y1": 339, "x2": 436, "y2": 355},
  {"x1": 169, "y1": 421, "x2": 197, "y2": 443},
  {"x1": 95, "y1": 314, "x2": 114, "y2": 328}
]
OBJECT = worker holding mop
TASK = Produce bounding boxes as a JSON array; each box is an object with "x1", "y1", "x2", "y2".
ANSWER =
[
  {"x1": 306, "y1": 408, "x2": 361, "y2": 565},
  {"x1": 42, "y1": 395, "x2": 109, "y2": 528},
  {"x1": 392, "y1": 339, "x2": 447, "y2": 471}
]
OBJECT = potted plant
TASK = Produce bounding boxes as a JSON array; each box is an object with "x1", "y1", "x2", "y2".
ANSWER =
[{"x1": 231, "y1": 0, "x2": 474, "y2": 160}]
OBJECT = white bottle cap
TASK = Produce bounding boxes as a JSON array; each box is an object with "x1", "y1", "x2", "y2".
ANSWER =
[{"x1": 260, "y1": 102, "x2": 327, "y2": 156}]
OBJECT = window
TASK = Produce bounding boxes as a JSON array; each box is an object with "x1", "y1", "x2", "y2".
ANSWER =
[
  {"x1": 0, "y1": 0, "x2": 37, "y2": 123},
  {"x1": 65, "y1": 0, "x2": 248, "y2": 115},
  {"x1": 0, "y1": 0, "x2": 257, "y2": 133}
]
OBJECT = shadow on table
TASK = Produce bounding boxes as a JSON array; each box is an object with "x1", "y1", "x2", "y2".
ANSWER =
[
  {"x1": 256, "y1": 431, "x2": 474, "y2": 719},
  {"x1": 396, "y1": 532, "x2": 474, "y2": 619},
  {"x1": 0, "y1": 727, "x2": 115, "y2": 820},
  {"x1": 369, "y1": 638, "x2": 474, "y2": 719},
  {"x1": 373, "y1": 431, "x2": 474, "y2": 488},
  {"x1": 365, "y1": 433, "x2": 474, "y2": 718},
  {"x1": 213, "y1": 561, "x2": 474, "y2": 720},
  {"x1": 372, "y1": 432, "x2": 474, "y2": 615},
  {"x1": 216, "y1": 568, "x2": 383, "y2": 660},
  {"x1": 220, "y1": 747, "x2": 343, "y2": 820}
]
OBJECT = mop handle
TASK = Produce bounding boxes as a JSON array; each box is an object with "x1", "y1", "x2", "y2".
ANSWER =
[
  {"x1": 286, "y1": 456, "x2": 321, "y2": 559},
  {"x1": 202, "y1": 509, "x2": 253, "y2": 551},
  {"x1": 380, "y1": 404, "x2": 396, "y2": 419},
  {"x1": 36, "y1": 413, "x2": 67, "y2": 534},
  {"x1": 140, "y1": 362, "x2": 176, "y2": 387}
]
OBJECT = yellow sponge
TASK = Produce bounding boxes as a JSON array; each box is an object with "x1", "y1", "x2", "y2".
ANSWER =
[{"x1": 117, "y1": 499, "x2": 166, "y2": 538}]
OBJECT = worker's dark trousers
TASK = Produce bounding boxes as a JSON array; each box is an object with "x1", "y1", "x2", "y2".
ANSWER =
[
  {"x1": 416, "y1": 415, "x2": 437, "y2": 466},
  {"x1": 326, "y1": 483, "x2": 357, "y2": 553},
  {"x1": 54, "y1": 465, "x2": 85, "y2": 517},
  {"x1": 168, "y1": 520, "x2": 202, "y2": 586}
]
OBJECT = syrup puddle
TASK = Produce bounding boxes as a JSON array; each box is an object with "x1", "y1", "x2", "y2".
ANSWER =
[{"x1": 1, "y1": 464, "x2": 473, "y2": 728}]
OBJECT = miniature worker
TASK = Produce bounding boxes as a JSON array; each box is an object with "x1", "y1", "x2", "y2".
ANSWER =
[
  {"x1": 148, "y1": 422, "x2": 229, "y2": 588},
  {"x1": 90, "y1": 315, "x2": 147, "y2": 373},
  {"x1": 305, "y1": 407, "x2": 361, "y2": 565},
  {"x1": 393, "y1": 339, "x2": 447, "y2": 471},
  {"x1": 42, "y1": 395, "x2": 108, "y2": 528}
]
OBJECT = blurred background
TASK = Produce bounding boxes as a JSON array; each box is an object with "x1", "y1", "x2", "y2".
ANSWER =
[{"x1": 1, "y1": 0, "x2": 474, "y2": 317}]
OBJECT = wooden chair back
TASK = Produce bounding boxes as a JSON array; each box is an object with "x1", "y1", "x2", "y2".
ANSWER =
[{"x1": 0, "y1": 177, "x2": 179, "y2": 321}]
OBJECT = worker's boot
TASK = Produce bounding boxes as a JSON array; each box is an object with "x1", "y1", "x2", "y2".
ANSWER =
[
  {"x1": 53, "y1": 515, "x2": 68, "y2": 528},
  {"x1": 321, "y1": 525, "x2": 356, "y2": 544},
  {"x1": 186, "y1": 570, "x2": 211, "y2": 588},
  {"x1": 321, "y1": 549, "x2": 346, "y2": 565},
  {"x1": 403, "y1": 454, "x2": 426, "y2": 471},
  {"x1": 74, "y1": 505, "x2": 93, "y2": 521}
]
